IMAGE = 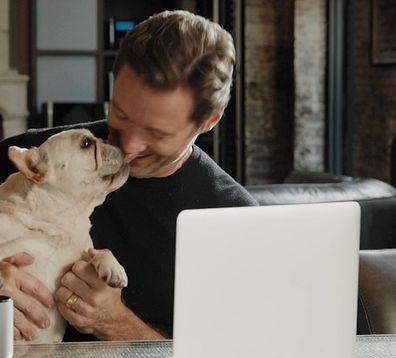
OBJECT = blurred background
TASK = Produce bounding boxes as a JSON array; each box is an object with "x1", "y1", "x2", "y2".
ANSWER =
[{"x1": 1, "y1": 0, "x2": 396, "y2": 186}]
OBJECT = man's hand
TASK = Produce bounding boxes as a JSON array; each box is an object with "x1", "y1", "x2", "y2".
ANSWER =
[
  {"x1": 55, "y1": 248, "x2": 164, "y2": 340},
  {"x1": 0, "y1": 252, "x2": 55, "y2": 340},
  {"x1": 56, "y1": 250, "x2": 164, "y2": 340}
]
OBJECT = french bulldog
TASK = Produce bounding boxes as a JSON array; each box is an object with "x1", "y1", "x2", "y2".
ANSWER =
[{"x1": 0, "y1": 129, "x2": 129, "y2": 343}]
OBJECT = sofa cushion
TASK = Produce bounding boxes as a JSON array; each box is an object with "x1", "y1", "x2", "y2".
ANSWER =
[
  {"x1": 246, "y1": 178, "x2": 396, "y2": 205},
  {"x1": 246, "y1": 178, "x2": 396, "y2": 250}
]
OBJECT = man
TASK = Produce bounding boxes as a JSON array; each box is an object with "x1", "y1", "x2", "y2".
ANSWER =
[{"x1": 0, "y1": 10, "x2": 257, "y2": 341}]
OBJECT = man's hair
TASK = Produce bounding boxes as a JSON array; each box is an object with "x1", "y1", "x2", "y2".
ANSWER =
[{"x1": 113, "y1": 10, "x2": 235, "y2": 124}]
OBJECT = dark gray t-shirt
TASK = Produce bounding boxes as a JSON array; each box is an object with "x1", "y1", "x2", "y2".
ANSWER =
[{"x1": 0, "y1": 120, "x2": 258, "y2": 340}]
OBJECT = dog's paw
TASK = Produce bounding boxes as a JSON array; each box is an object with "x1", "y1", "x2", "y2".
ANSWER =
[
  {"x1": 89, "y1": 249, "x2": 128, "y2": 288},
  {"x1": 98, "y1": 263, "x2": 128, "y2": 288}
]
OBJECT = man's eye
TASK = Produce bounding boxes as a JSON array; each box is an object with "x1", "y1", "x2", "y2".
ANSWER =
[
  {"x1": 112, "y1": 108, "x2": 128, "y2": 121},
  {"x1": 81, "y1": 137, "x2": 94, "y2": 149},
  {"x1": 115, "y1": 112, "x2": 128, "y2": 121},
  {"x1": 151, "y1": 131, "x2": 171, "y2": 140},
  {"x1": 152, "y1": 133, "x2": 166, "y2": 140}
]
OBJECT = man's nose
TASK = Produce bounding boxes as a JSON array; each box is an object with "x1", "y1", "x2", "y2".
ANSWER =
[{"x1": 120, "y1": 131, "x2": 147, "y2": 155}]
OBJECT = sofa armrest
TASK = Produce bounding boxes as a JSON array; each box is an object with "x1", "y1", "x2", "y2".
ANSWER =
[{"x1": 358, "y1": 249, "x2": 396, "y2": 334}]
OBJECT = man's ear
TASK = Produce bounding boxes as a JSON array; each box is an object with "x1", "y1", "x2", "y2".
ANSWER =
[
  {"x1": 8, "y1": 146, "x2": 48, "y2": 183},
  {"x1": 198, "y1": 109, "x2": 225, "y2": 133}
]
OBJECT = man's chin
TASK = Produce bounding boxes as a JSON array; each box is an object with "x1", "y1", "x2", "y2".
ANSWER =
[
  {"x1": 128, "y1": 171, "x2": 149, "y2": 179},
  {"x1": 128, "y1": 164, "x2": 159, "y2": 179},
  {"x1": 128, "y1": 161, "x2": 175, "y2": 179}
]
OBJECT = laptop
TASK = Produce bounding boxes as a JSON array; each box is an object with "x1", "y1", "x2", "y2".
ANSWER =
[{"x1": 173, "y1": 202, "x2": 360, "y2": 358}]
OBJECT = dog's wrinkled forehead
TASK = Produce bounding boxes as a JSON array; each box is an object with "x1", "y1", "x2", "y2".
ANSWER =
[
  {"x1": 41, "y1": 129, "x2": 97, "y2": 154},
  {"x1": 47, "y1": 129, "x2": 95, "y2": 145}
]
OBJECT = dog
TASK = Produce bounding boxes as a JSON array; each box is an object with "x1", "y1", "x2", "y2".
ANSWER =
[{"x1": 0, "y1": 129, "x2": 129, "y2": 343}]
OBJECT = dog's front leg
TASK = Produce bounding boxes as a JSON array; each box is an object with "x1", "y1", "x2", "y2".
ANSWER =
[{"x1": 86, "y1": 248, "x2": 128, "y2": 288}]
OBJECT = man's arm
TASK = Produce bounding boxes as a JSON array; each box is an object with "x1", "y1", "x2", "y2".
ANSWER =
[
  {"x1": 55, "y1": 252, "x2": 165, "y2": 340},
  {"x1": 0, "y1": 252, "x2": 55, "y2": 340}
]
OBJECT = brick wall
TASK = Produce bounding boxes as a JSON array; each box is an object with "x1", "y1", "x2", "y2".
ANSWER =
[
  {"x1": 244, "y1": 0, "x2": 295, "y2": 185},
  {"x1": 244, "y1": 0, "x2": 326, "y2": 185},
  {"x1": 348, "y1": 0, "x2": 396, "y2": 182},
  {"x1": 294, "y1": 0, "x2": 326, "y2": 172},
  {"x1": 244, "y1": 0, "x2": 396, "y2": 184}
]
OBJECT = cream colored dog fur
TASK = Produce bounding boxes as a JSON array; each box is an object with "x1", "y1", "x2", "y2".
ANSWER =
[{"x1": 0, "y1": 129, "x2": 129, "y2": 343}]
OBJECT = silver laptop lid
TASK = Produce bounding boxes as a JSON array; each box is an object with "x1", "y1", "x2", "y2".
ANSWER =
[{"x1": 173, "y1": 202, "x2": 360, "y2": 358}]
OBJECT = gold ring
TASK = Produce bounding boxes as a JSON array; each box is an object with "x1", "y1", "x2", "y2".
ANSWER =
[{"x1": 65, "y1": 293, "x2": 80, "y2": 310}]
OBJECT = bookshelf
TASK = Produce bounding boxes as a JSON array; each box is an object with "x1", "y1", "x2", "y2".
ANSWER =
[
  {"x1": 99, "y1": 0, "x2": 187, "y2": 102},
  {"x1": 30, "y1": 0, "x2": 243, "y2": 180},
  {"x1": 30, "y1": 0, "x2": 189, "y2": 125}
]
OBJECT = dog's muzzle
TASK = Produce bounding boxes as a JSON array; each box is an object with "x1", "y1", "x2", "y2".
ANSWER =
[{"x1": 98, "y1": 144, "x2": 125, "y2": 177}]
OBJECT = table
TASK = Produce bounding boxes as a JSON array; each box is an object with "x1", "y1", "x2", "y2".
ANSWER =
[
  {"x1": 14, "y1": 340, "x2": 173, "y2": 358},
  {"x1": 357, "y1": 335, "x2": 396, "y2": 357},
  {"x1": 13, "y1": 335, "x2": 396, "y2": 357}
]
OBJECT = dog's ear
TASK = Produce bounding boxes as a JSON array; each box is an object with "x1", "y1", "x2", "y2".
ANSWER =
[{"x1": 8, "y1": 146, "x2": 48, "y2": 183}]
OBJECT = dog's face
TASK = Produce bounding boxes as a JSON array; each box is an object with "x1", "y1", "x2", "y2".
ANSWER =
[{"x1": 8, "y1": 129, "x2": 129, "y2": 204}]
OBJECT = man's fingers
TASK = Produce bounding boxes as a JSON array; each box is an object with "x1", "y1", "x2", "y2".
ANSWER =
[
  {"x1": 13, "y1": 307, "x2": 37, "y2": 341},
  {"x1": 60, "y1": 268, "x2": 99, "y2": 303},
  {"x1": 56, "y1": 286, "x2": 93, "y2": 318},
  {"x1": 19, "y1": 274, "x2": 55, "y2": 309},
  {"x1": 57, "y1": 302, "x2": 93, "y2": 335},
  {"x1": 56, "y1": 286, "x2": 95, "y2": 333},
  {"x1": 0, "y1": 255, "x2": 53, "y2": 341},
  {"x1": 14, "y1": 327, "x2": 22, "y2": 341},
  {"x1": 3, "y1": 252, "x2": 34, "y2": 267},
  {"x1": 72, "y1": 260, "x2": 106, "y2": 290},
  {"x1": 0, "y1": 262, "x2": 53, "y2": 327},
  {"x1": 0, "y1": 256, "x2": 54, "y2": 309},
  {"x1": 11, "y1": 289, "x2": 51, "y2": 330}
]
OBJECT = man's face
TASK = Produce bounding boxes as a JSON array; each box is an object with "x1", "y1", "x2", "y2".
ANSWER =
[{"x1": 108, "y1": 65, "x2": 205, "y2": 178}]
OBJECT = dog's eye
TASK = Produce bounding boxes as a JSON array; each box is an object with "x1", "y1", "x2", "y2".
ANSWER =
[{"x1": 81, "y1": 137, "x2": 94, "y2": 149}]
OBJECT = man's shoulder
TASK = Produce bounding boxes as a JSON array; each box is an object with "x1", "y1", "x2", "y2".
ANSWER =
[{"x1": 186, "y1": 145, "x2": 258, "y2": 207}]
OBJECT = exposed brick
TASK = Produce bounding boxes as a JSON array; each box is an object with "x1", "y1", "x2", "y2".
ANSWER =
[
  {"x1": 294, "y1": 0, "x2": 326, "y2": 172},
  {"x1": 349, "y1": 0, "x2": 396, "y2": 182},
  {"x1": 244, "y1": 0, "x2": 294, "y2": 184}
]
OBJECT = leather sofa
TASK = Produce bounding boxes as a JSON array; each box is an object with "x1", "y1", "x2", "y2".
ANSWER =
[
  {"x1": 358, "y1": 249, "x2": 396, "y2": 334},
  {"x1": 246, "y1": 173, "x2": 396, "y2": 250},
  {"x1": 245, "y1": 172, "x2": 396, "y2": 334}
]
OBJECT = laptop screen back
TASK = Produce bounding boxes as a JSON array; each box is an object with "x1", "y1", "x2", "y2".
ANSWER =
[{"x1": 173, "y1": 202, "x2": 360, "y2": 358}]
